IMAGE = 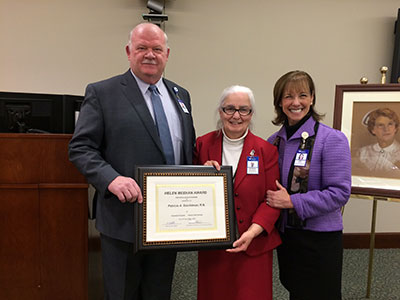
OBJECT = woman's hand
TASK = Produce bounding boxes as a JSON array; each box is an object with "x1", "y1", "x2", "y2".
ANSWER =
[
  {"x1": 204, "y1": 160, "x2": 221, "y2": 171},
  {"x1": 226, "y1": 223, "x2": 263, "y2": 253},
  {"x1": 266, "y1": 180, "x2": 293, "y2": 209}
]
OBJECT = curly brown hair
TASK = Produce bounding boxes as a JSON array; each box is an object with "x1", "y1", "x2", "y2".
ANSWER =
[{"x1": 366, "y1": 108, "x2": 399, "y2": 135}]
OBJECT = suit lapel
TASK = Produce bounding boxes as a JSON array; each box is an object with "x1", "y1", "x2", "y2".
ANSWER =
[
  {"x1": 164, "y1": 79, "x2": 185, "y2": 123},
  {"x1": 120, "y1": 71, "x2": 163, "y2": 152},
  {"x1": 234, "y1": 132, "x2": 254, "y2": 190},
  {"x1": 164, "y1": 79, "x2": 194, "y2": 164},
  {"x1": 207, "y1": 131, "x2": 254, "y2": 189},
  {"x1": 207, "y1": 132, "x2": 223, "y2": 164}
]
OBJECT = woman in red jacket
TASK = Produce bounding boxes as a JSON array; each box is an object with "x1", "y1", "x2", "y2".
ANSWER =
[{"x1": 194, "y1": 85, "x2": 281, "y2": 300}]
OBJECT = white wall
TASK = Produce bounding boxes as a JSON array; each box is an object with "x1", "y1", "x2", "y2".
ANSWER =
[{"x1": 1, "y1": 0, "x2": 399, "y2": 233}]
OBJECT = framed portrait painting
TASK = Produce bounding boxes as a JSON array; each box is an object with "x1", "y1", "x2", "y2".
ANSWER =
[{"x1": 333, "y1": 84, "x2": 400, "y2": 198}]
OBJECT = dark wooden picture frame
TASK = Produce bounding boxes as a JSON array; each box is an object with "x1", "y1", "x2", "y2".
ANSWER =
[
  {"x1": 133, "y1": 165, "x2": 236, "y2": 252},
  {"x1": 333, "y1": 84, "x2": 400, "y2": 198}
]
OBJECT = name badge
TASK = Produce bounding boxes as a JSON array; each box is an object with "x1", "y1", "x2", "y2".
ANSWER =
[
  {"x1": 178, "y1": 99, "x2": 189, "y2": 114},
  {"x1": 247, "y1": 156, "x2": 259, "y2": 174},
  {"x1": 294, "y1": 149, "x2": 309, "y2": 167}
]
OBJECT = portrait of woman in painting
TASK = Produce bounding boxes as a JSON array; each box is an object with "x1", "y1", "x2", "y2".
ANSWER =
[{"x1": 357, "y1": 108, "x2": 400, "y2": 175}]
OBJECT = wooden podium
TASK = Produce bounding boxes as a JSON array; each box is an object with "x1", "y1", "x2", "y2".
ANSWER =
[{"x1": 0, "y1": 134, "x2": 88, "y2": 300}]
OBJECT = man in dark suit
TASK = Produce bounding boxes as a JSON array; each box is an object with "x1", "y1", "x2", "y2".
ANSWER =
[{"x1": 69, "y1": 23, "x2": 195, "y2": 300}]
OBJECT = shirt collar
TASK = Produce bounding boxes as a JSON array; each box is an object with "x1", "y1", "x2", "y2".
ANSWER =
[
  {"x1": 130, "y1": 70, "x2": 164, "y2": 96},
  {"x1": 222, "y1": 128, "x2": 249, "y2": 143},
  {"x1": 278, "y1": 117, "x2": 316, "y2": 141},
  {"x1": 372, "y1": 139, "x2": 399, "y2": 153},
  {"x1": 284, "y1": 111, "x2": 312, "y2": 139}
]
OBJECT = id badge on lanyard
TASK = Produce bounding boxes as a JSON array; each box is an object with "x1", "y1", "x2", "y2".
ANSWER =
[
  {"x1": 247, "y1": 149, "x2": 259, "y2": 175},
  {"x1": 173, "y1": 86, "x2": 189, "y2": 114},
  {"x1": 294, "y1": 149, "x2": 309, "y2": 167}
]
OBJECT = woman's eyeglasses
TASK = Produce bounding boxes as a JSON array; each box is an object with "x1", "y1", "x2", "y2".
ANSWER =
[{"x1": 221, "y1": 106, "x2": 252, "y2": 116}]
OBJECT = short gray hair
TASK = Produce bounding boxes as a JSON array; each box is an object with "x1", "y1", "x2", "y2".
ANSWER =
[{"x1": 216, "y1": 85, "x2": 256, "y2": 130}]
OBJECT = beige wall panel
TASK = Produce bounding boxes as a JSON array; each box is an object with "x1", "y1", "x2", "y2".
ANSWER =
[{"x1": 1, "y1": 0, "x2": 399, "y2": 233}]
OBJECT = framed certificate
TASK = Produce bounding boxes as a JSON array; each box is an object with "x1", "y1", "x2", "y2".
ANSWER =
[{"x1": 133, "y1": 165, "x2": 236, "y2": 252}]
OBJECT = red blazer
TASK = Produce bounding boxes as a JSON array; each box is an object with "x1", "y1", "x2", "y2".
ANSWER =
[{"x1": 194, "y1": 130, "x2": 281, "y2": 256}]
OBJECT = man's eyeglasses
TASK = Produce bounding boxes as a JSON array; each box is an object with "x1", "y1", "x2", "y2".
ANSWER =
[{"x1": 221, "y1": 106, "x2": 252, "y2": 116}]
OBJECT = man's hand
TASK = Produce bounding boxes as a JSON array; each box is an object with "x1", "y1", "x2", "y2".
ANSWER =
[{"x1": 108, "y1": 176, "x2": 143, "y2": 203}]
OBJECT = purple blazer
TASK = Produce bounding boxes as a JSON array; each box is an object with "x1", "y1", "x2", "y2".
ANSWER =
[{"x1": 268, "y1": 117, "x2": 351, "y2": 232}]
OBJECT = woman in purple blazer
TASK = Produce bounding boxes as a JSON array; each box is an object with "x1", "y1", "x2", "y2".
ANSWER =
[{"x1": 266, "y1": 70, "x2": 351, "y2": 300}]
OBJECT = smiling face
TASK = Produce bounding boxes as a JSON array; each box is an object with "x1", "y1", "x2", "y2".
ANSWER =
[
  {"x1": 280, "y1": 82, "x2": 314, "y2": 126},
  {"x1": 372, "y1": 116, "x2": 397, "y2": 148},
  {"x1": 272, "y1": 71, "x2": 320, "y2": 126},
  {"x1": 126, "y1": 23, "x2": 169, "y2": 84},
  {"x1": 219, "y1": 92, "x2": 253, "y2": 139}
]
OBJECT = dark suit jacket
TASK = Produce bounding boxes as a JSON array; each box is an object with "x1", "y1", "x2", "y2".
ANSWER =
[
  {"x1": 194, "y1": 130, "x2": 281, "y2": 256},
  {"x1": 69, "y1": 70, "x2": 195, "y2": 243}
]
